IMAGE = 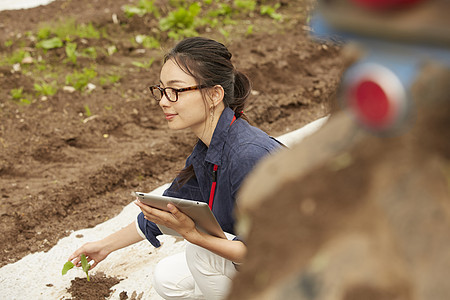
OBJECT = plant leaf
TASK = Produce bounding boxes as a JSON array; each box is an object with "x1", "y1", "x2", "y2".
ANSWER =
[
  {"x1": 80, "y1": 254, "x2": 91, "y2": 281},
  {"x1": 38, "y1": 37, "x2": 63, "y2": 50},
  {"x1": 80, "y1": 254, "x2": 89, "y2": 272},
  {"x1": 62, "y1": 261, "x2": 75, "y2": 275}
]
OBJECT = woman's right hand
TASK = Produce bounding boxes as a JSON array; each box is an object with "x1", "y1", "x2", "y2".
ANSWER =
[{"x1": 68, "y1": 240, "x2": 110, "y2": 270}]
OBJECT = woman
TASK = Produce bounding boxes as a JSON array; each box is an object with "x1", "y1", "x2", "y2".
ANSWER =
[{"x1": 68, "y1": 37, "x2": 282, "y2": 299}]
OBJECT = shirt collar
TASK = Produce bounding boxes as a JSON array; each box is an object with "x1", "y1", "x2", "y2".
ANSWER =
[{"x1": 192, "y1": 107, "x2": 236, "y2": 166}]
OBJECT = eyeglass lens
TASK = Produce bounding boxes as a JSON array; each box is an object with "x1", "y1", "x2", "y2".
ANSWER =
[{"x1": 151, "y1": 87, "x2": 177, "y2": 102}]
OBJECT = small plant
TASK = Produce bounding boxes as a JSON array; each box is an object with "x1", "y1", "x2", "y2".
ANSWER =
[
  {"x1": 36, "y1": 37, "x2": 64, "y2": 50},
  {"x1": 34, "y1": 81, "x2": 58, "y2": 96},
  {"x1": 132, "y1": 57, "x2": 155, "y2": 69},
  {"x1": 246, "y1": 25, "x2": 254, "y2": 36},
  {"x1": 159, "y1": 3, "x2": 201, "y2": 40},
  {"x1": 233, "y1": 0, "x2": 256, "y2": 13},
  {"x1": 99, "y1": 74, "x2": 121, "y2": 85},
  {"x1": 10, "y1": 87, "x2": 32, "y2": 105},
  {"x1": 10, "y1": 87, "x2": 24, "y2": 100},
  {"x1": 62, "y1": 254, "x2": 91, "y2": 281},
  {"x1": 260, "y1": 4, "x2": 282, "y2": 21},
  {"x1": 84, "y1": 104, "x2": 92, "y2": 117},
  {"x1": 4, "y1": 39, "x2": 13, "y2": 47},
  {"x1": 4, "y1": 49, "x2": 31, "y2": 65},
  {"x1": 65, "y1": 42, "x2": 78, "y2": 64},
  {"x1": 81, "y1": 47, "x2": 97, "y2": 60},
  {"x1": 65, "y1": 67, "x2": 97, "y2": 91},
  {"x1": 135, "y1": 35, "x2": 160, "y2": 49},
  {"x1": 123, "y1": 0, "x2": 160, "y2": 18}
]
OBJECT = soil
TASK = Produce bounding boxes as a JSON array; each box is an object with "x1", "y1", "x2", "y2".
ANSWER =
[{"x1": 0, "y1": 0, "x2": 344, "y2": 298}]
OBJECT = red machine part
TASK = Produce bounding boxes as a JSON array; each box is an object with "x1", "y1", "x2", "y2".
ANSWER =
[{"x1": 343, "y1": 63, "x2": 408, "y2": 131}]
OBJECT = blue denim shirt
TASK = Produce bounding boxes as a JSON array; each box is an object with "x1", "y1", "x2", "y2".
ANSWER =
[{"x1": 137, "y1": 107, "x2": 282, "y2": 247}]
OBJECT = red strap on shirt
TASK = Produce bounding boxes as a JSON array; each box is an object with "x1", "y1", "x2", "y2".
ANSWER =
[
  {"x1": 208, "y1": 115, "x2": 237, "y2": 210},
  {"x1": 208, "y1": 164, "x2": 219, "y2": 209}
]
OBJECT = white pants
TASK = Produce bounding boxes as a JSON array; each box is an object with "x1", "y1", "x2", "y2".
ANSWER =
[{"x1": 153, "y1": 234, "x2": 238, "y2": 300}]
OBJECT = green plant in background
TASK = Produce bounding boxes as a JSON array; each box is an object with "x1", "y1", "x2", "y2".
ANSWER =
[
  {"x1": 99, "y1": 74, "x2": 121, "y2": 86},
  {"x1": 36, "y1": 37, "x2": 64, "y2": 50},
  {"x1": 48, "y1": 19, "x2": 100, "y2": 41},
  {"x1": 135, "y1": 35, "x2": 160, "y2": 49},
  {"x1": 81, "y1": 47, "x2": 97, "y2": 60},
  {"x1": 132, "y1": 57, "x2": 155, "y2": 69},
  {"x1": 4, "y1": 39, "x2": 13, "y2": 47},
  {"x1": 65, "y1": 42, "x2": 78, "y2": 64},
  {"x1": 65, "y1": 67, "x2": 97, "y2": 91},
  {"x1": 36, "y1": 19, "x2": 101, "y2": 55},
  {"x1": 123, "y1": 0, "x2": 160, "y2": 18},
  {"x1": 233, "y1": 0, "x2": 256, "y2": 13},
  {"x1": 62, "y1": 254, "x2": 91, "y2": 281},
  {"x1": 246, "y1": 24, "x2": 254, "y2": 36},
  {"x1": 260, "y1": 3, "x2": 282, "y2": 21},
  {"x1": 159, "y1": 2, "x2": 201, "y2": 40},
  {"x1": 10, "y1": 87, "x2": 24, "y2": 100},
  {"x1": 2, "y1": 49, "x2": 31, "y2": 65},
  {"x1": 84, "y1": 104, "x2": 92, "y2": 117},
  {"x1": 207, "y1": 3, "x2": 232, "y2": 18},
  {"x1": 34, "y1": 81, "x2": 58, "y2": 96},
  {"x1": 10, "y1": 88, "x2": 32, "y2": 105}
]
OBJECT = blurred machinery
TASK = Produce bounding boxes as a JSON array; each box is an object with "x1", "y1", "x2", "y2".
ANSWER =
[
  {"x1": 228, "y1": 1, "x2": 450, "y2": 299},
  {"x1": 312, "y1": 0, "x2": 450, "y2": 132}
]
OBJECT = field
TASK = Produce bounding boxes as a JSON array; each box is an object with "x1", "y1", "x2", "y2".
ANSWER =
[{"x1": 0, "y1": 0, "x2": 344, "y2": 298}]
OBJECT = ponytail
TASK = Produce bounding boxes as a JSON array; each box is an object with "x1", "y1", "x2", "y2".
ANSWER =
[{"x1": 230, "y1": 70, "x2": 251, "y2": 122}]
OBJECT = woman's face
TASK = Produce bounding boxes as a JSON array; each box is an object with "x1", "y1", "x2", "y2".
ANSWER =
[{"x1": 159, "y1": 59, "x2": 209, "y2": 135}]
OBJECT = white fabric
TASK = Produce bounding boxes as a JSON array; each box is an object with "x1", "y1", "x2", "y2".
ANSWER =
[{"x1": 153, "y1": 233, "x2": 237, "y2": 300}]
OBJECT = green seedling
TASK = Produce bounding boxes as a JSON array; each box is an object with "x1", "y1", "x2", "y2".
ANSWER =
[
  {"x1": 246, "y1": 24, "x2": 253, "y2": 36},
  {"x1": 260, "y1": 4, "x2": 282, "y2": 21},
  {"x1": 207, "y1": 3, "x2": 232, "y2": 18},
  {"x1": 4, "y1": 39, "x2": 13, "y2": 47},
  {"x1": 99, "y1": 74, "x2": 121, "y2": 86},
  {"x1": 10, "y1": 87, "x2": 32, "y2": 105},
  {"x1": 159, "y1": 3, "x2": 201, "y2": 40},
  {"x1": 65, "y1": 42, "x2": 78, "y2": 64},
  {"x1": 233, "y1": 0, "x2": 256, "y2": 12},
  {"x1": 65, "y1": 67, "x2": 97, "y2": 91},
  {"x1": 81, "y1": 47, "x2": 97, "y2": 60},
  {"x1": 34, "y1": 81, "x2": 58, "y2": 96},
  {"x1": 135, "y1": 35, "x2": 160, "y2": 49},
  {"x1": 10, "y1": 87, "x2": 24, "y2": 100},
  {"x1": 132, "y1": 57, "x2": 155, "y2": 69},
  {"x1": 37, "y1": 37, "x2": 63, "y2": 50},
  {"x1": 62, "y1": 254, "x2": 91, "y2": 281},
  {"x1": 3, "y1": 49, "x2": 31, "y2": 65},
  {"x1": 37, "y1": 19, "x2": 101, "y2": 43},
  {"x1": 123, "y1": 0, "x2": 160, "y2": 18},
  {"x1": 84, "y1": 104, "x2": 92, "y2": 117}
]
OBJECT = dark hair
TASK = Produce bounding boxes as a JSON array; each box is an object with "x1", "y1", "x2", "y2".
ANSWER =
[{"x1": 165, "y1": 37, "x2": 252, "y2": 187}]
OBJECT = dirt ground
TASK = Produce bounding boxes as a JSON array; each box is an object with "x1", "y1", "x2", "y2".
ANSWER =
[{"x1": 0, "y1": 0, "x2": 343, "y2": 298}]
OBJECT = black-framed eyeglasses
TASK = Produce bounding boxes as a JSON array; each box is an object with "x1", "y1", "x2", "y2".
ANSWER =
[{"x1": 148, "y1": 85, "x2": 207, "y2": 102}]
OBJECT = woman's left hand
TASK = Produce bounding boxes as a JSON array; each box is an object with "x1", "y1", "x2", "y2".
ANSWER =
[{"x1": 134, "y1": 199, "x2": 199, "y2": 240}]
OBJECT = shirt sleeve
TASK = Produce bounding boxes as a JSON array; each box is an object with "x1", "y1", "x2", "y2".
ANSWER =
[{"x1": 136, "y1": 212, "x2": 163, "y2": 248}]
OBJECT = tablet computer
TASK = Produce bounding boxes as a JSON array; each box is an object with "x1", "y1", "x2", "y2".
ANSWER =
[{"x1": 134, "y1": 191, "x2": 226, "y2": 239}]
